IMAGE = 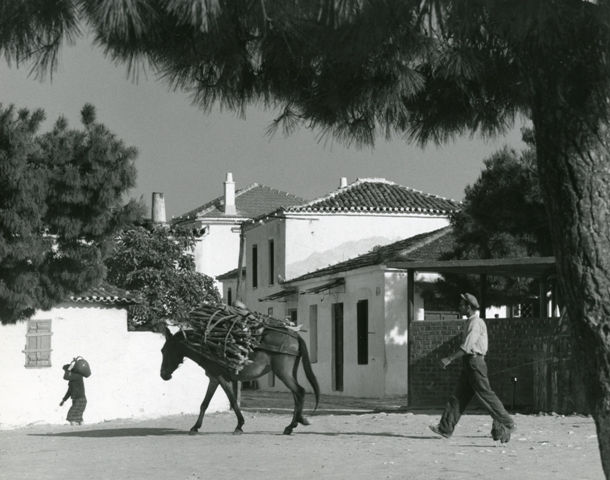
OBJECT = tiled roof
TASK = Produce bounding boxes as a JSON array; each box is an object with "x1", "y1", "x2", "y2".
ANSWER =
[
  {"x1": 172, "y1": 184, "x2": 306, "y2": 225},
  {"x1": 216, "y1": 267, "x2": 246, "y2": 281},
  {"x1": 284, "y1": 178, "x2": 460, "y2": 215},
  {"x1": 69, "y1": 283, "x2": 142, "y2": 305},
  {"x1": 287, "y1": 227, "x2": 455, "y2": 283}
]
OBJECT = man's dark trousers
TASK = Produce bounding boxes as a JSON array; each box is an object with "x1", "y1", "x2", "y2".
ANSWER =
[{"x1": 439, "y1": 355, "x2": 513, "y2": 436}]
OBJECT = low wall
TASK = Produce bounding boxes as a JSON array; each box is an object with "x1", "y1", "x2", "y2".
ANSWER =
[
  {"x1": 409, "y1": 317, "x2": 559, "y2": 408},
  {"x1": 0, "y1": 307, "x2": 229, "y2": 430}
]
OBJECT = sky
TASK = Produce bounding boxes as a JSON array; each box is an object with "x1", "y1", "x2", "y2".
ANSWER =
[{"x1": 0, "y1": 36, "x2": 528, "y2": 220}]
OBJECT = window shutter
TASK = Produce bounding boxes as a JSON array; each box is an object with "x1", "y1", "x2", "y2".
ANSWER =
[
  {"x1": 252, "y1": 244, "x2": 258, "y2": 288},
  {"x1": 24, "y1": 320, "x2": 53, "y2": 368},
  {"x1": 357, "y1": 300, "x2": 369, "y2": 365}
]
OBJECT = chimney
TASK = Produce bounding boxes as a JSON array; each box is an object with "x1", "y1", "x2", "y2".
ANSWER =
[
  {"x1": 224, "y1": 172, "x2": 236, "y2": 215},
  {"x1": 151, "y1": 192, "x2": 167, "y2": 224},
  {"x1": 340, "y1": 177, "x2": 348, "y2": 188}
]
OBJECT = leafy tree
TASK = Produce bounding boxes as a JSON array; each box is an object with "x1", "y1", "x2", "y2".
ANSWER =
[
  {"x1": 5, "y1": 1, "x2": 610, "y2": 474},
  {"x1": 0, "y1": 103, "x2": 143, "y2": 323},
  {"x1": 435, "y1": 140, "x2": 553, "y2": 306},
  {"x1": 104, "y1": 224, "x2": 221, "y2": 331}
]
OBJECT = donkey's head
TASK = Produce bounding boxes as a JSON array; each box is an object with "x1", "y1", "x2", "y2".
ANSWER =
[{"x1": 160, "y1": 327, "x2": 185, "y2": 381}]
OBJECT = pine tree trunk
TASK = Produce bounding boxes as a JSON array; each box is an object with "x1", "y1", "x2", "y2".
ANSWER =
[{"x1": 533, "y1": 101, "x2": 610, "y2": 478}]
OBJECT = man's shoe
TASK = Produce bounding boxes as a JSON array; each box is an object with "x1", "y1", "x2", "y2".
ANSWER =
[
  {"x1": 429, "y1": 424, "x2": 451, "y2": 439},
  {"x1": 491, "y1": 420, "x2": 513, "y2": 444}
]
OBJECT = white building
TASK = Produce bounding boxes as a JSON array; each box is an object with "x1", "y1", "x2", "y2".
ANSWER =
[
  {"x1": 0, "y1": 284, "x2": 228, "y2": 429},
  {"x1": 287, "y1": 228, "x2": 458, "y2": 398},
  {"x1": 171, "y1": 173, "x2": 306, "y2": 290},
  {"x1": 220, "y1": 227, "x2": 456, "y2": 398},
  {"x1": 222, "y1": 178, "x2": 459, "y2": 311},
  {"x1": 218, "y1": 177, "x2": 462, "y2": 398}
]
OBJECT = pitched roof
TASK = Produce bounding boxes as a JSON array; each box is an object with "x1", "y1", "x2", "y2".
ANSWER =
[
  {"x1": 283, "y1": 178, "x2": 460, "y2": 215},
  {"x1": 287, "y1": 227, "x2": 455, "y2": 283},
  {"x1": 68, "y1": 283, "x2": 142, "y2": 305},
  {"x1": 217, "y1": 267, "x2": 246, "y2": 281},
  {"x1": 172, "y1": 184, "x2": 306, "y2": 225}
]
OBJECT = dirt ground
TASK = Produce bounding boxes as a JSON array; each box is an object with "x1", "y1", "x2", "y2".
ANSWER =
[{"x1": 0, "y1": 390, "x2": 604, "y2": 480}]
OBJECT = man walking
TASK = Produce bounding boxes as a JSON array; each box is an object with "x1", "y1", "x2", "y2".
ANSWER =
[{"x1": 429, "y1": 293, "x2": 516, "y2": 443}]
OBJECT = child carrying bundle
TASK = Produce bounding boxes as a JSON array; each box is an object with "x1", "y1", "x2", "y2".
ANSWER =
[{"x1": 60, "y1": 357, "x2": 91, "y2": 425}]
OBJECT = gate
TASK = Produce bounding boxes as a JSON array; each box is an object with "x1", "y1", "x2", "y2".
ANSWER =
[{"x1": 532, "y1": 335, "x2": 589, "y2": 415}]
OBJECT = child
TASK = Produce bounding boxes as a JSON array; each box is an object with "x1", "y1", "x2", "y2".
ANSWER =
[{"x1": 60, "y1": 365, "x2": 87, "y2": 425}]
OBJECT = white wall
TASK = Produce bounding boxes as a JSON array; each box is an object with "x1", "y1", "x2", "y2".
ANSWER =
[
  {"x1": 253, "y1": 268, "x2": 424, "y2": 399},
  {"x1": 339, "y1": 271, "x2": 387, "y2": 397},
  {"x1": 284, "y1": 214, "x2": 450, "y2": 280},
  {"x1": 244, "y1": 218, "x2": 287, "y2": 315},
  {"x1": 486, "y1": 305, "x2": 508, "y2": 318},
  {"x1": 255, "y1": 268, "x2": 390, "y2": 398},
  {"x1": 193, "y1": 223, "x2": 241, "y2": 284},
  {"x1": 0, "y1": 304, "x2": 228, "y2": 430},
  {"x1": 221, "y1": 278, "x2": 238, "y2": 305},
  {"x1": 383, "y1": 271, "x2": 415, "y2": 396}
]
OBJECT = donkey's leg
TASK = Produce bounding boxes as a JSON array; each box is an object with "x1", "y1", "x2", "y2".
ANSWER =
[
  {"x1": 291, "y1": 355, "x2": 310, "y2": 426},
  {"x1": 274, "y1": 356, "x2": 307, "y2": 435},
  {"x1": 217, "y1": 375, "x2": 246, "y2": 435},
  {"x1": 190, "y1": 376, "x2": 220, "y2": 435}
]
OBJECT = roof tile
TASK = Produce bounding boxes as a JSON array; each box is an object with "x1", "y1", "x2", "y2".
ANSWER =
[
  {"x1": 69, "y1": 283, "x2": 142, "y2": 305},
  {"x1": 172, "y1": 184, "x2": 306, "y2": 225},
  {"x1": 284, "y1": 178, "x2": 459, "y2": 215},
  {"x1": 287, "y1": 227, "x2": 455, "y2": 283}
]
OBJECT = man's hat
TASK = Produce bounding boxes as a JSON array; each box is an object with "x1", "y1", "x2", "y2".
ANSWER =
[{"x1": 461, "y1": 293, "x2": 480, "y2": 309}]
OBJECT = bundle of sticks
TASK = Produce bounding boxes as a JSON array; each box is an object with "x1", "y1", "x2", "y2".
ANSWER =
[{"x1": 174, "y1": 302, "x2": 295, "y2": 373}]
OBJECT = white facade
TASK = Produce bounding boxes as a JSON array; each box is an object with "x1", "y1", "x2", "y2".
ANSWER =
[
  {"x1": 0, "y1": 302, "x2": 228, "y2": 430},
  {"x1": 284, "y1": 213, "x2": 450, "y2": 279},
  {"x1": 192, "y1": 222, "x2": 241, "y2": 286},
  {"x1": 173, "y1": 174, "x2": 306, "y2": 296},
  {"x1": 216, "y1": 179, "x2": 457, "y2": 398},
  {"x1": 219, "y1": 275, "x2": 249, "y2": 310},
  {"x1": 240, "y1": 267, "x2": 426, "y2": 398},
  {"x1": 243, "y1": 213, "x2": 449, "y2": 311}
]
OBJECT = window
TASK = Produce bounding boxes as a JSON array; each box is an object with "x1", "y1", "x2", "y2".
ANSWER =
[
  {"x1": 332, "y1": 302, "x2": 344, "y2": 391},
  {"x1": 309, "y1": 305, "x2": 318, "y2": 363},
  {"x1": 357, "y1": 300, "x2": 369, "y2": 365},
  {"x1": 23, "y1": 319, "x2": 53, "y2": 368},
  {"x1": 252, "y1": 244, "x2": 258, "y2": 288},
  {"x1": 268, "y1": 239, "x2": 275, "y2": 285},
  {"x1": 288, "y1": 308, "x2": 297, "y2": 323},
  {"x1": 227, "y1": 288, "x2": 232, "y2": 306}
]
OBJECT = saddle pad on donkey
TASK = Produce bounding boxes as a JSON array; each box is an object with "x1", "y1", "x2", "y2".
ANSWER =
[{"x1": 256, "y1": 328, "x2": 299, "y2": 356}]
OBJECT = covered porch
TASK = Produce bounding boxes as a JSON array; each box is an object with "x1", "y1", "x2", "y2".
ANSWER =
[
  {"x1": 388, "y1": 256, "x2": 559, "y2": 322},
  {"x1": 386, "y1": 257, "x2": 580, "y2": 411}
]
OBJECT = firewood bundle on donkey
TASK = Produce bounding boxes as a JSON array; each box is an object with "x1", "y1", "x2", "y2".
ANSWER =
[{"x1": 160, "y1": 301, "x2": 320, "y2": 435}]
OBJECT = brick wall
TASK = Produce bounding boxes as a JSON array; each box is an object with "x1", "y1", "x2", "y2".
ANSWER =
[{"x1": 409, "y1": 317, "x2": 559, "y2": 408}]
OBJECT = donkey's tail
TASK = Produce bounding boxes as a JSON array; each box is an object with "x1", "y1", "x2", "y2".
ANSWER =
[{"x1": 297, "y1": 334, "x2": 320, "y2": 412}]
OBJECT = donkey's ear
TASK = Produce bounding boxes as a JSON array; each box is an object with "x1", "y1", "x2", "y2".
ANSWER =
[{"x1": 164, "y1": 327, "x2": 173, "y2": 341}]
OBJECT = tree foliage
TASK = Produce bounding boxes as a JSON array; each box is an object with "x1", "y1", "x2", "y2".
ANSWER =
[
  {"x1": 435, "y1": 139, "x2": 553, "y2": 305},
  {"x1": 0, "y1": 103, "x2": 143, "y2": 323},
  {"x1": 452, "y1": 146, "x2": 551, "y2": 260},
  {"x1": 104, "y1": 224, "x2": 221, "y2": 331}
]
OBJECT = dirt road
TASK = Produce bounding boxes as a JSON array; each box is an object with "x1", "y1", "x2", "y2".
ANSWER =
[{"x1": 0, "y1": 392, "x2": 604, "y2": 480}]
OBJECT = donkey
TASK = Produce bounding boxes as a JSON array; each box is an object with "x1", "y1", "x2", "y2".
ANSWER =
[{"x1": 160, "y1": 326, "x2": 320, "y2": 435}]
